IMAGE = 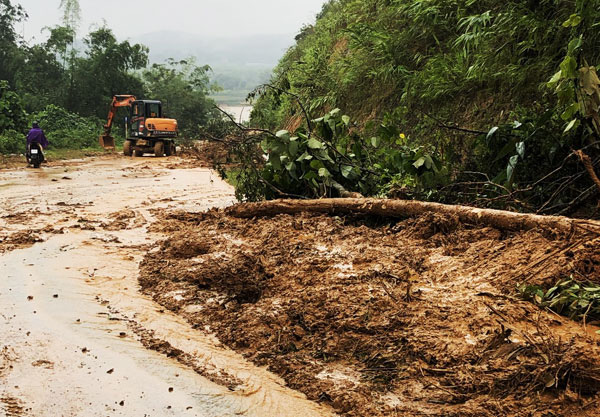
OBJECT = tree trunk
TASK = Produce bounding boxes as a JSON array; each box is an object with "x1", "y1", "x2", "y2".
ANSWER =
[{"x1": 225, "y1": 198, "x2": 600, "y2": 234}]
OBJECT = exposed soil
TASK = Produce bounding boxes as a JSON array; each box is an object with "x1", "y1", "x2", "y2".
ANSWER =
[{"x1": 140, "y1": 210, "x2": 600, "y2": 417}]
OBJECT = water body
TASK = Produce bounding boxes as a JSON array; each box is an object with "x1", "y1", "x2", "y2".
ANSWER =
[{"x1": 220, "y1": 105, "x2": 253, "y2": 124}]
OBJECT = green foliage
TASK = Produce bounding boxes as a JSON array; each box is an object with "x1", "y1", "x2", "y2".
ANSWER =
[
  {"x1": 0, "y1": 80, "x2": 27, "y2": 133},
  {"x1": 0, "y1": 1, "x2": 226, "y2": 154},
  {"x1": 143, "y1": 58, "x2": 217, "y2": 137},
  {"x1": 248, "y1": 0, "x2": 600, "y2": 211},
  {"x1": 0, "y1": 129, "x2": 24, "y2": 154},
  {"x1": 31, "y1": 104, "x2": 103, "y2": 149},
  {"x1": 232, "y1": 108, "x2": 445, "y2": 201},
  {"x1": 520, "y1": 279, "x2": 600, "y2": 330},
  {"x1": 0, "y1": 0, "x2": 27, "y2": 85}
]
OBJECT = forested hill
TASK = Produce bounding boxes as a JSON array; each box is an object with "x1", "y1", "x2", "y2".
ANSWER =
[{"x1": 242, "y1": 0, "x2": 600, "y2": 215}]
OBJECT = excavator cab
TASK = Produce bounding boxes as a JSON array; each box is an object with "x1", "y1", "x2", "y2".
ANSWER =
[{"x1": 129, "y1": 100, "x2": 163, "y2": 135}]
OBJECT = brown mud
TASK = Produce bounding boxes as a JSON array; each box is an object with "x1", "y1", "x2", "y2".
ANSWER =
[{"x1": 140, "y1": 210, "x2": 600, "y2": 417}]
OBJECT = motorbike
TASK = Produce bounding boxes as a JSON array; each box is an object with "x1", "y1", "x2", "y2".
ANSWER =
[{"x1": 27, "y1": 142, "x2": 45, "y2": 168}]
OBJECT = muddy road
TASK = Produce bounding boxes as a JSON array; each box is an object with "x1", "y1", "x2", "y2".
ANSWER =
[{"x1": 0, "y1": 156, "x2": 334, "y2": 417}]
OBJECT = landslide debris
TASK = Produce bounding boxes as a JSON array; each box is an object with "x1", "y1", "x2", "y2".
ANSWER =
[
  {"x1": 0, "y1": 230, "x2": 45, "y2": 253},
  {"x1": 140, "y1": 210, "x2": 600, "y2": 417}
]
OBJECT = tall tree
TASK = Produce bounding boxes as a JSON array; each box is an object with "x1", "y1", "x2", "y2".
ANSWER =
[
  {"x1": 58, "y1": 0, "x2": 80, "y2": 33},
  {"x1": 0, "y1": 0, "x2": 27, "y2": 85}
]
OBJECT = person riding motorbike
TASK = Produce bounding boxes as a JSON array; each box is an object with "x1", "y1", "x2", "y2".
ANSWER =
[{"x1": 26, "y1": 121, "x2": 49, "y2": 166}]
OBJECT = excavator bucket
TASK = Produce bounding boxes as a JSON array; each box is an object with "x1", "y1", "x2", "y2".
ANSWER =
[{"x1": 99, "y1": 135, "x2": 116, "y2": 150}]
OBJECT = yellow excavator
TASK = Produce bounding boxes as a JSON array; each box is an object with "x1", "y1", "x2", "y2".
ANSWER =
[{"x1": 99, "y1": 95, "x2": 178, "y2": 157}]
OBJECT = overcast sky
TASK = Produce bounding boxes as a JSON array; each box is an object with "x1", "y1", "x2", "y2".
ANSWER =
[{"x1": 16, "y1": 0, "x2": 327, "y2": 42}]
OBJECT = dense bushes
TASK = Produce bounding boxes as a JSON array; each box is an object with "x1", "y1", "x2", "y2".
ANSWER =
[
  {"x1": 31, "y1": 105, "x2": 103, "y2": 149},
  {"x1": 0, "y1": 99, "x2": 104, "y2": 154},
  {"x1": 0, "y1": 80, "x2": 27, "y2": 133},
  {"x1": 0, "y1": 129, "x2": 23, "y2": 154}
]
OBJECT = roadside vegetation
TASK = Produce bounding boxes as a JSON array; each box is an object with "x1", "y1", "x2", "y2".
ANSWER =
[
  {"x1": 213, "y1": 0, "x2": 600, "y2": 219},
  {"x1": 0, "y1": 0, "x2": 218, "y2": 156}
]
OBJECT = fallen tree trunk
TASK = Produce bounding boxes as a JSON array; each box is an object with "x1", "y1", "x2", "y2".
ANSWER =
[{"x1": 225, "y1": 198, "x2": 600, "y2": 234}]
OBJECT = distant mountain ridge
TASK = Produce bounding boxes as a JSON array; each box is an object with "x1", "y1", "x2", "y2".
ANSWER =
[{"x1": 130, "y1": 31, "x2": 295, "y2": 67}]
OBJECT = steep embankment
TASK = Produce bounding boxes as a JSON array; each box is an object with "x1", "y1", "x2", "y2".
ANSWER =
[{"x1": 244, "y1": 0, "x2": 600, "y2": 213}]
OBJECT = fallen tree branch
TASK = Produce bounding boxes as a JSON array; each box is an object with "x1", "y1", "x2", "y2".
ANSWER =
[
  {"x1": 419, "y1": 110, "x2": 488, "y2": 135},
  {"x1": 225, "y1": 198, "x2": 600, "y2": 234},
  {"x1": 576, "y1": 150, "x2": 600, "y2": 194}
]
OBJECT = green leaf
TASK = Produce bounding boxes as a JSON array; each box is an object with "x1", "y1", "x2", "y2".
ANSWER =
[
  {"x1": 285, "y1": 162, "x2": 296, "y2": 172},
  {"x1": 269, "y1": 154, "x2": 282, "y2": 170},
  {"x1": 342, "y1": 115, "x2": 350, "y2": 126},
  {"x1": 568, "y1": 37, "x2": 583, "y2": 54},
  {"x1": 341, "y1": 164, "x2": 353, "y2": 178},
  {"x1": 260, "y1": 139, "x2": 270, "y2": 153},
  {"x1": 296, "y1": 152, "x2": 312, "y2": 162},
  {"x1": 318, "y1": 167, "x2": 331, "y2": 177},
  {"x1": 548, "y1": 70, "x2": 562, "y2": 88},
  {"x1": 370, "y1": 136, "x2": 381, "y2": 148},
  {"x1": 507, "y1": 155, "x2": 519, "y2": 182},
  {"x1": 562, "y1": 14, "x2": 582, "y2": 27},
  {"x1": 329, "y1": 108, "x2": 341, "y2": 117},
  {"x1": 424, "y1": 155, "x2": 434, "y2": 170},
  {"x1": 560, "y1": 56, "x2": 577, "y2": 79},
  {"x1": 516, "y1": 142, "x2": 525, "y2": 159},
  {"x1": 310, "y1": 159, "x2": 325, "y2": 170},
  {"x1": 413, "y1": 157, "x2": 426, "y2": 169},
  {"x1": 288, "y1": 140, "x2": 299, "y2": 156},
  {"x1": 487, "y1": 126, "x2": 498, "y2": 140},
  {"x1": 564, "y1": 119, "x2": 579, "y2": 133},
  {"x1": 276, "y1": 130, "x2": 290, "y2": 140},
  {"x1": 308, "y1": 138, "x2": 324, "y2": 149},
  {"x1": 561, "y1": 103, "x2": 580, "y2": 121}
]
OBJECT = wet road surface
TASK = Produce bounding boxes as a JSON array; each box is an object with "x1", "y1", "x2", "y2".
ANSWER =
[{"x1": 0, "y1": 156, "x2": 334, "y2": 417}]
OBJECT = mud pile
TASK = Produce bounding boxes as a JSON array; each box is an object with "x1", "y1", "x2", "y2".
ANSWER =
[
  {"x1": 140, "y1": 210, "x2": 600, "y2": 416},
  {"x1": 0, "y1": 230, "x2": 44, "y2": 253}
]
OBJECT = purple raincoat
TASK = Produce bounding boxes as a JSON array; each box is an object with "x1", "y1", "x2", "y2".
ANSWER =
[{"x1": 26, "y1": 127, "x2": 49, "y2": 149}]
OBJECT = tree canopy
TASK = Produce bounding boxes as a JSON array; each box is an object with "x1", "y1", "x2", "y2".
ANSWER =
[{"x1": 0, "y1": 0, "x2": 219, "y2": 153}]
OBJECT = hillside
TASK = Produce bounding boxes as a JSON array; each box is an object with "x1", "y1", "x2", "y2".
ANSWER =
[{"x1": 236, "y1": 0, "x2": 600, "y2": 216}]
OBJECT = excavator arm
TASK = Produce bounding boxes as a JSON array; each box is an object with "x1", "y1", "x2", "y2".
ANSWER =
[{"x1": 99, "y1": 95, "x2": 137, "y2": 150}]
